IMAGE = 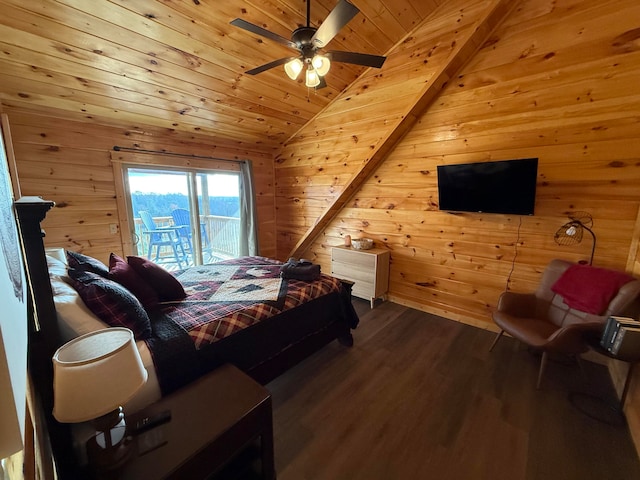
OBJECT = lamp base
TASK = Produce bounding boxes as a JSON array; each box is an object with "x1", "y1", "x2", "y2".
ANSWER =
[{"x1": 86, "y1": 407, "x2": 135, "y2": 473}]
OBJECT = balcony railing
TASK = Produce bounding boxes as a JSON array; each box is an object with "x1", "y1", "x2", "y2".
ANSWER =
[{"x1": 133, "y1": 214, "x2": 241, "y2": 268}]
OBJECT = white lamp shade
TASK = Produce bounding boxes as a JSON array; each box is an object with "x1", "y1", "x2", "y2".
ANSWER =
[
  {"x1": 284, "y1": 58, "x2": 304, "y2": 80},
  {"x1": 305, "y1": 68, "x2": 321, "y2": 88},
  {"x1": 311, "y1": 55, "x2": 330, "y2": 76},
  {"x1": 53, "y1": 328, "x2": 147, "y2": 423}
]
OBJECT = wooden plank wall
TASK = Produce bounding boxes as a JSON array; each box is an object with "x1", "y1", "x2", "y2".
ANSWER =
[
  {"x1": 276, "y1": 0, "x2": 640, "y2": 328},
  {"x1": 274, "y1": 0, "x2": 640, "y2": 451},
  {"x1": 275, "y1": 0, "x2": 506, "y2": 260},
  {"x1": 5, "y1": 106, "x2": 277, "y2": 263},
  {"x1": 283, "y1": 0, "x2": 515, "y2": 259}
]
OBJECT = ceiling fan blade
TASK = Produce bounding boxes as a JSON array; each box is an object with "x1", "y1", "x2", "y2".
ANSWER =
[
  {"x1": 317, "y1": 76, "x2": 328, "y2": 89},
  {"x1": 245, "y1": 57, "x2": 296, "y2": 75},
  {"x1": 327, "y1": 50, "x2": 387, "y2": 68},
  {"x1": 230, "y1": 18, "x2": 296, "y2": 49},
  {"x1": 311, "y1": 0, "x2": 360, "y2": 48}
]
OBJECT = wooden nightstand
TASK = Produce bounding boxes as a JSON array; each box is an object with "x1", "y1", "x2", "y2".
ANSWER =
[
  {"x1": 331, "y1": 246, "x2": 390, "y2": 308},
  {"x1": 586, "y1": 337, "x2": 640, "y2": 411},
  {"x1": 569, "y1": 333, "x2": 640, "y2": 425},
  {"x1": 112, "y1": 364, "x2": 275, "y2": 480}
]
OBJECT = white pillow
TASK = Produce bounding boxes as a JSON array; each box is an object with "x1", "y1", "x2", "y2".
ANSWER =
[
  {"x1": 46, "y1": 254, "x2": 73, "y2": 296},
  {"x1": 54, "y1": 292, "x2": 109, "y2": 341},
  {"x1": 45, "y1": 251, "x2": 108, "y2": 340},
  {"x1": 45, "y1": 247, "x2": 67, "y2": 265}
]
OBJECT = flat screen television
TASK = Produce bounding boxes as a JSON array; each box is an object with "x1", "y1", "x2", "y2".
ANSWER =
[{"x1": 437, "y1": 158, "x2": 538, "y2": 215}]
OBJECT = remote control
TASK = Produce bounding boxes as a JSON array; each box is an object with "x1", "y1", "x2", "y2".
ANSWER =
[{"x1": 132, "y1": 410, "x2": 172, "y2": 435}]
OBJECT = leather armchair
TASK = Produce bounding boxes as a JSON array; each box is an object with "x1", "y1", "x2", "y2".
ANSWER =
[{"x1": 490, "y1": 259, "x2": 640, "y2": 388}]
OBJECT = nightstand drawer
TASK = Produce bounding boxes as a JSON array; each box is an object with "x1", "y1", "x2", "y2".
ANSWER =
[
  {"x1": 331, "y1": 247, "x2": 376, "y2": 268},
  {"x1": 352, "y1": 281, "x2": 375, "y2": 300},
  {"x1": 331, "y1": 261, "x2": 375, "y2": 283}
]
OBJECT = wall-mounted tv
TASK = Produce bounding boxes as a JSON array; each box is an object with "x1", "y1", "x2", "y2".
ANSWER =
[{"x1": 437, "y1": 158, "x2": 538, "y2": 215}]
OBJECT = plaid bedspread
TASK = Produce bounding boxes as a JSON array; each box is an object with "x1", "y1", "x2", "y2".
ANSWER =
[{"x1": 159, "y1": 256, "x2": 343, "y2": 350}]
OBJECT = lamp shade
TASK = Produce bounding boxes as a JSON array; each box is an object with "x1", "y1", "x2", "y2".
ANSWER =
[
  {"x1": 53, "y1": 328, "x2": 147, "y2": 423},
  {"x1": 305, "y1": 68, "x2": 321, "y2": 88},
  {"x1": 284, "y1": 58, "x2": 304, "y2": 80},
  {"x1": 311, "y1": 55, "x2": 330, "y2": 76}
]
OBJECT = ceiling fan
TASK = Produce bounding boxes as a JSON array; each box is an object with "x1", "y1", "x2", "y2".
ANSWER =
[{"x1": 230, "y1": 0, "x2": 386, "y2": 87}]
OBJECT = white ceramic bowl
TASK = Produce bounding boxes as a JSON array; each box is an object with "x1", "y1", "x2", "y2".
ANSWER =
[{"x1": 351, "y1": 238, "x2": 374, "y2": 250}]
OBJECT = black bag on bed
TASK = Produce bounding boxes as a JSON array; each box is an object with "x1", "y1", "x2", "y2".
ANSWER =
[{"x1": 280, "y1": 258, "x2": 321, "y2": 281}]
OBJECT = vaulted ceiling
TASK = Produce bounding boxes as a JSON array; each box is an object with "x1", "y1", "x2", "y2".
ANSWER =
[{"x1": 0, "y1": 0, "x2": 444, "y2": 150}]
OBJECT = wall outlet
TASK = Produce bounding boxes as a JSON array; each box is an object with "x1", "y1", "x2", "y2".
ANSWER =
[{"x1": 109, "y1": 223, "x2": 119, "y2": 234}]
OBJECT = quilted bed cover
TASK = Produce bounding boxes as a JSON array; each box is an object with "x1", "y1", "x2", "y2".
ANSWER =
[{"x1": 144, "y1": 256, "x2": 358, "y2": 394}]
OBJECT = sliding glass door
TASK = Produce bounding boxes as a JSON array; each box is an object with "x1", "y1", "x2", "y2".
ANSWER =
[{"x1": 124, "y1": 166, "x2": 241, "y2": 269}]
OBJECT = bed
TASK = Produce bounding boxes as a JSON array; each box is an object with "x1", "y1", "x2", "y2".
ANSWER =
[{"x1": 16, "y1": 198, "x2": 359, "y2": 477}]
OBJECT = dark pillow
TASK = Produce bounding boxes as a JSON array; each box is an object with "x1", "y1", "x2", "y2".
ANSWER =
[
  {"x1": 68, "y1": 268, "x2": 152, "y2": 340},
  {"x1": 66, "y1": 250, "x2": 109, "y2": 277},
  {"x1": 108, "y1": 253, "x2": 159, "y2": 311},
  {"x1": 127, "y1": 256, "x2": 187, "y2": 301}
]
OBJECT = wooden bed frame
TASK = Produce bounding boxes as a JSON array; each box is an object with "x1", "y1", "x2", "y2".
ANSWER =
[{"x1": 15, "y1": 197, "x2": 357, "y2": 478}]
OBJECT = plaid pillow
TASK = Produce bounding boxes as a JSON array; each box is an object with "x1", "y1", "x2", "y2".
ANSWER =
[
  {"x1": 68, "y1": 268, "x2": 152, "y2": 340},
  {"x1": 66, "y1": 250, "x2": 109, "y2": 277},
  {"x1": 108, "y1": 253, "x2": 159, "y2": 311}
]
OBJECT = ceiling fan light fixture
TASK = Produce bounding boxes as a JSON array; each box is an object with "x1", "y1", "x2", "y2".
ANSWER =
[
  {"x1": 311, "y1": 54, "x2": 331, "y2": 76},
  {"x1": 231, "y1": 0, "x2": 386, "y2": 85},
  {"x1": 284, "y1": 58, "x2": 304, "y2": 80},
  {"x1": 305, "y1": 67, "x2": 321, "y2": 88}
]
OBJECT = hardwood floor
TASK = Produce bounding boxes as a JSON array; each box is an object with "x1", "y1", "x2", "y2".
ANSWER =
[{"x1": 267, "y1": 300, "x2": 640, "y2": 480}]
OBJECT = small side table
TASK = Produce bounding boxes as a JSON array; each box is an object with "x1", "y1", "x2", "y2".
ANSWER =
[
  {"x1": 331, "y1": 246, "x2": 390, "y2": 308},
  {"x1": 569, "y1": 335, "x2": 640, "y2": 424},
  {"x1": 115, "y1": 364, "x2": 275, "y2": 480},
  {"x1": 588, "y1": 341, "x2": 640, "y2": 410}
]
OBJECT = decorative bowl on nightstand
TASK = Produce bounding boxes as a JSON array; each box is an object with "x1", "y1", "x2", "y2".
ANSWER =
[{"x1": 351, "y1": 238, "x2": 374, "y2": 250}]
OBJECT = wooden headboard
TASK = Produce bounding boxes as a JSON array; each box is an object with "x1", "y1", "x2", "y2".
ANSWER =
[{"x1": 15, "y1": 197, "x2": 77, "y2": 478}]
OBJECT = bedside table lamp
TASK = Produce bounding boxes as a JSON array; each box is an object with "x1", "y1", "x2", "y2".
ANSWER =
[{"x1": 52, "y1": 328, "x2": 147, "y2": 471}]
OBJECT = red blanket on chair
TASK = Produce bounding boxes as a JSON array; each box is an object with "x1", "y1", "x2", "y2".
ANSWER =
[{"x1": 551, "y1": 264, "x2": 634, "y2": 315}]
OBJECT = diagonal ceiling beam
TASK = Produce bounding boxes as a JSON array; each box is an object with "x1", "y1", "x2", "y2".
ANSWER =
[{"x1": 287, "y1": 0, "x2": 518, "y2": 259}]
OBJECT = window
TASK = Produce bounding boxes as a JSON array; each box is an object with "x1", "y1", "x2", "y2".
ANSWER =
[{"x1": 112, "y1": 153, "x2": 257, "y2": 270}]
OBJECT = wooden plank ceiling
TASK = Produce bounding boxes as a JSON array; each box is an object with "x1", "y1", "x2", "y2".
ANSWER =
[{"x1": 0, "y1": 0, "x2": 444, "y2": 150}]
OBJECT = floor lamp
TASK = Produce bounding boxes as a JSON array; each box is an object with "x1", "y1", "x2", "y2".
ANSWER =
[{"x1": 553, "y1": 211, "x2": 597, "y2": 265}]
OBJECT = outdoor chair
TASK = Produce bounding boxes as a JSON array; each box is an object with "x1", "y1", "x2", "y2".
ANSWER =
[
  {"x1": 171, "y1": 208, "x2": 210, "y2": 257},
  {"x1": 139, "y1": 210, "x2": 187, "y2": 269}
]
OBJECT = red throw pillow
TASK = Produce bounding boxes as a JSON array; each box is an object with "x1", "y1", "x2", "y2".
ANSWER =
[
  {"x1": 108, "y1": 253, "x2": 160, "y2": 311},
  {"x1": 127, "y1": 256, "x2": 187, "y2": 301}
]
